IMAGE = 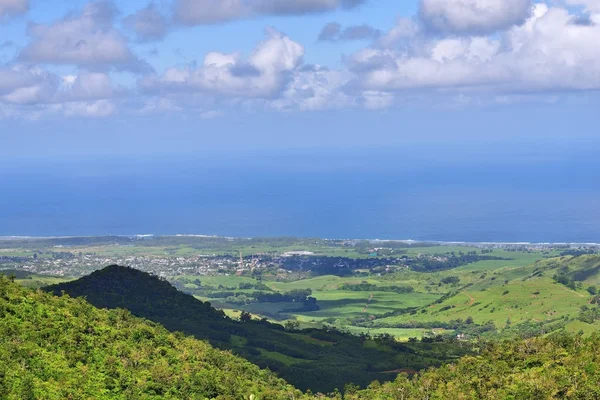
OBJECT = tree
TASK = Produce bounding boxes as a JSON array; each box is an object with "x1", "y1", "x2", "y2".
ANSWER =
[
  {"x1": 240, "y1": 311, "x2": 252, "y2": 323},
  {"x1": 284, "y1": 321, "x2": 300, "y2": 331}
]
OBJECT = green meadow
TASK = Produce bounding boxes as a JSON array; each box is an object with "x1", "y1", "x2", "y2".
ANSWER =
[{"x1": 192, "y1": 250, "x2": 600, "y2": 340}]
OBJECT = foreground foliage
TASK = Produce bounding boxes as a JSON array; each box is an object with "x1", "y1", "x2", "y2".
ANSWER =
[
  {"x1": 348, "y1": 333, "x2": 600, "y2": 399},
  {"x1": 0, "y1": 275, "x2": 305, "y2": 399}
]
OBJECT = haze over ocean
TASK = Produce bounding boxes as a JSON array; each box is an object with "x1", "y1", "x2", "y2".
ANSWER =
[{"x1": 2, "y1": 143, "x2": 598, "y2": 243}]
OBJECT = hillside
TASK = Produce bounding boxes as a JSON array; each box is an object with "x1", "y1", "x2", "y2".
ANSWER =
[
  {"x1": 4, "y1": 271, "x2": 600, "y2": 400},
  {"x1": 0, "y1": 274, "x2": 306, "y2": 399},
  {"x1": 44, "y1": 266, "x2": 471, "y2": 393},
  {"x1": 347, "y1": 332, "x2": 600, "y2": 399},
  {"x1": 357, "y1": 254, "x2": 600, "y2": 338}
]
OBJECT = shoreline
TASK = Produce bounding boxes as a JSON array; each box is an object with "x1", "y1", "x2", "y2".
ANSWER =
[{"x1": 0, "y1": 234, "x2": 599, "y2": 247}]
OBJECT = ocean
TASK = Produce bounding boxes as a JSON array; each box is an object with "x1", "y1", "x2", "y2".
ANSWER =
[{"x1": 1, "y1": 146, "x2": 599, "y2": 243}]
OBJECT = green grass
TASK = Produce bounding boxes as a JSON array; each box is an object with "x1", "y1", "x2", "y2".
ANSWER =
[
  {"x1": 342, "y1": 326, "x2": 449, "y2": 341},
  {"x1": 564, "y1": 320, "x2": 600, "y2": 336},
  {"x1": 180, "y1": 275, "x2": 256, "y2": 287},
  {"x1": 375, "y1": 271, "x2": 593, "y2": 329},
  {"x1": 258, "y1": 349, "x2": 305, "y2": 366},
  {"x1": 14, "y1": 275, "x2": 74, "y2": 289}
]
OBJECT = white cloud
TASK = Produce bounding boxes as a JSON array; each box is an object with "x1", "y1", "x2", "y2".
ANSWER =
[
  {"x1": 0, "y1": 0, "x2": 28, "y2": 19},
  {"x1": 349, "y1": 4, "x2": 600, "y2": 94},
  {"x1": 124, "y1": 2, "x2": 169, "y2": 41},
  {"x1": 273, "y1": 65, "x2": 354, "y2": 111},
  {"x1": 377, "y1": 18, "x2": 419, "y2": 48},
  {"x1": 0, "y1": 66, "x2": 58, "y2": 104},
  {"x1": 140, "y1": 29, "x2": 304, "y2": 98},
  {"x1": 361, "y1": 90, "x2": 394, "y2": 109},
  {"x1": 62, "y1": 99, "x2": 117, "y2": 117},
  {"x1": 20, "y1": 0, "x2": 144, "y2": 70},
  {"x1": 419, "y1": 0, "x2": 533, "y2": 34},
  {"x1": 0, "y1": 64, "x2": 122, "y2": 115},
  {"x1": 59, "y1": 71, "x2": 119, "y2": 101},
  {"x1": 4, "y1": 0, "x2": 600, "y2": 118}
]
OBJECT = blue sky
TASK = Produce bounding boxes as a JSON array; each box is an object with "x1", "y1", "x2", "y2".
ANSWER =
[{"x1": 1, "y1": 0, "x2": 599, "y2": 158}]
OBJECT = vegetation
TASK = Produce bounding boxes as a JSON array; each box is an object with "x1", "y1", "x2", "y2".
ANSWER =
[
  {"x1": 3, "y1": 272, "x2": 600, "y2": 399},
  {"x1": 0, "y1": 274, "x2": 306, "y2": 399},
  {"x1": 44, "y1": 266, "x2": 472, "y2": 393},
  {"x1": 348, "y1": 333, "x2": 600, "y2": 399}
]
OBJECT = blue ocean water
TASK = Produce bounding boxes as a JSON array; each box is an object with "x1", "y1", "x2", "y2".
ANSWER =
[{"x1": 1, "y1": 147, "x2": 599, "y2": 243}]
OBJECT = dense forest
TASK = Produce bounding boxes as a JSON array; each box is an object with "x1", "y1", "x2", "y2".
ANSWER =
[
  {"x1": 44, "y1": 266, "x2": 470, "y2": 393},
  {"x1": 0, "y1": 274, "x2": 306, "y2": 399},
  {"x1": 347, "y1": 333, "x2": 600, "y2": 399}
]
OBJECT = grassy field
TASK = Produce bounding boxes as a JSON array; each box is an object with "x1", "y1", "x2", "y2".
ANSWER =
[
  {"x1": 16, "y1": 274, "x2": 74, "y2": 288},
  {"x1": 195, "y1": 251, "x2": 600, "y2": 339}
]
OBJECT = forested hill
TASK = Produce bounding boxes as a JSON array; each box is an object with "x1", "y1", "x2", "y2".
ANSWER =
[
  {"x1": 0, "y1": 274, "x2": 306, "y2": 399},
  {"x1": 347, "y1": 333, "x2": 600, "y2": 399},
  {"x1": 44, "y1": 266, "x2": 471, "y2": 393}
]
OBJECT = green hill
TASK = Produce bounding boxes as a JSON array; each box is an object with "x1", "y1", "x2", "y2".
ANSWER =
[
  {"x1": 365, "y1": 255, "x2": 600, "y2": 338},
  {"x1": 44, "y1": 266, "x2": 471, "y2": 393},
  {"x1": 0, "y1": 274, "x2": 305, "y2": 399}
]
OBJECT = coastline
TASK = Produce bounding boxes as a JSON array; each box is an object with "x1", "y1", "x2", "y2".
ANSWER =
[{"x1": 1, "y1": 234, "x2": 599, "y2": 248}]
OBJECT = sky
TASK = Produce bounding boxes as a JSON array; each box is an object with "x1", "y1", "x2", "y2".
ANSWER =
[{"x1": 1, "y1": 0, "x2": 599, "y2": 158}]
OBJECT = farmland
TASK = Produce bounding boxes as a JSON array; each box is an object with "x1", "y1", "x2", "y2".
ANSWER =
[{"x1": 2, "y1": 235, "x2": 600, "y2": 341}]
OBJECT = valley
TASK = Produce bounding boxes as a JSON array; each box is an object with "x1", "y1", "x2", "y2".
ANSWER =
[
  {"x1": 2, "y1": 235, "x2": 599, "y2": 343},
  {"x1": 2, "y1": 235, "x2": 600, "y2": 396}
]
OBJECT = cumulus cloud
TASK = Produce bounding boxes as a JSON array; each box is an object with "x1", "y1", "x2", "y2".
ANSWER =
[
  {"x1": 348, "y1": 4, "x2": 600, "y2": 95},
  {"x1": 124, "y1": 2, "x2": 169, "y2": 41},
  {"x1": 59, "y1": 71, "x2": 121, "y2": 101},
  {"x1": 0, "y1": 0, "x2": 28, "y2": 19},
  {"x1": 5, "y1": 0, "x2": 600, "y2": 118},
  {"x1": 0, "y1": 63, "x2": 122, "y2": 116},
  {"x1": 0, "y1": 66, "x2": 58, "y2": 105},
  {"x1": 19, "y1": 0, "x2": 146, "y2": 71},
  {"x1": 174, "y1": 0, "x2": 364, "y2": 25},
  {"x1": 140, "y1": 28, "x2": 304, "y2": 98},
  {"x1": 419, "y1": 0, "x2": 533, "y2": 34},
  {"x1": 271, "y1": 65, "x2": 354, "y2": 110},
  {"x1": 318, "y1": 22, "x2": 380, "y2": 41}
]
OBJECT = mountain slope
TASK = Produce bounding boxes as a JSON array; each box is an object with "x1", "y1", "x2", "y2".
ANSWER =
[
  {"x1": 0, "y1": 274, "x2": 305, "y2": 400},
  {"x1": 347, "y1": 332, "x2": 600, "y2": 399},
  {"x1": 44, "y1": 265, "x2": 471, "y2": 393}
]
